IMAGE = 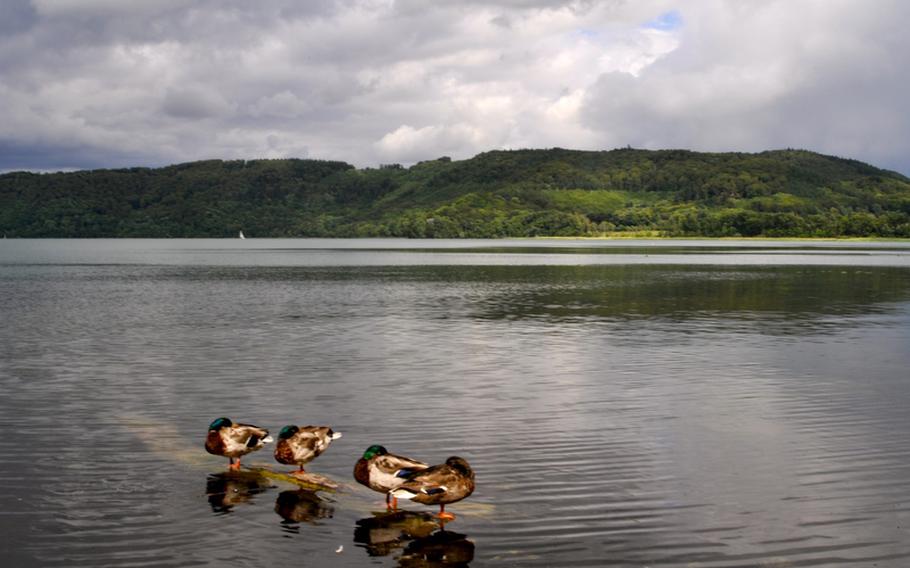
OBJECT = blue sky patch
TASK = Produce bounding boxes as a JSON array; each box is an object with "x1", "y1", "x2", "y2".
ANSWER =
[
  {"x1": 573, "y1": 28, "x2": 599, "y2": 39},
  {"x1": 645, "y1": 10, "x2": 683, "y2": 31}
]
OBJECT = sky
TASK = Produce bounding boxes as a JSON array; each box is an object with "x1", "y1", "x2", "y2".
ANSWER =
[{"x1": 1, "y1": 0, "x2": 909, "y2": 174}]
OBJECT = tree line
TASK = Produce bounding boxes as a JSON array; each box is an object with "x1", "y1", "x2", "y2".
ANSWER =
[{"x1": 1, "y1": 149, "x2": 909, "y2": 238}]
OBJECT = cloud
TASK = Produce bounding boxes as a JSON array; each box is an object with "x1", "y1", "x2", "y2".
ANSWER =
[
  {"x1": 30, "y1": 0, "x2": 191, "y2": 18},
  {"x1": 161, "y1": 86, "x2": 235, "y2": 119},
  {"x1": 375, "y1": 123, "x2": 488, "y2": 163},
  {"x1": 249, "y1": 91, "x2": 312, "y2": 118},
  {"x1": 579, "y1": 0, "x2": 910, "y2": 172},
  {"x1": 0, "y1": 0, "x2": 38, "y2": 35},
  {"x1": 0, "y1": 0, "x2": 908, "y2": 174}
]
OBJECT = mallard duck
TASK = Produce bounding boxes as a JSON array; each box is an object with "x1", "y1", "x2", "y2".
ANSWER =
[
  {"x1": 204, "y1": 417, "x2": 272, "y2": 470},
  {"x1": 353, "y1": 445, "x2": 429, "y2": 508},
  {"x1": 390, "y1": 456, "x2": 475, "y2": 520},
  {"x1": 274, "y1": 425, "x2": 342, "y2": 473}
]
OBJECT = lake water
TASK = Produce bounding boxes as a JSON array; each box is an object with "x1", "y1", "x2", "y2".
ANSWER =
[{"x1": 2, "y1": 238, "x2": 910, "y2": 567}]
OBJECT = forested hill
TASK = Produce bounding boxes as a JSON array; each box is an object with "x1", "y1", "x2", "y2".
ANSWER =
[{"x1": 2, "y1": 148, "x2": 910, "y2": 238}]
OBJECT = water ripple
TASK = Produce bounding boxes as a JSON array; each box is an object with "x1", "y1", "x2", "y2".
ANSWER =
[{"x1": 2, "y1": 241, "x2": 910, "y2": 567}]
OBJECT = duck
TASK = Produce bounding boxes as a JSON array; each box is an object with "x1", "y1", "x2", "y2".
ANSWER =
[
  {"x1": 390, "y1": 456, "x2": 475, "y2": 520},
  {"x1": 204, "y1": 417, "x2": 272, "y2": 470},
  {"x1": 274, "y1": 424, "x2": 342, "y2": 474},
  {"x1": 353, "y1": 445, "x2": 429, "y2": 508}
]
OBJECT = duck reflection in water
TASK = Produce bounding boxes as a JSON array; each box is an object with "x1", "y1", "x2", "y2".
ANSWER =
[
  {"x1": 354, "y1": 511, "x2": 474, "y2": 566},
  {"x1": 205, "y1": 471, "x2": 274, "y2": 514},
  {"x1": 274, "y1": 489, "x2": 334, "y2": 525},
  {"x1": 398, "y1": 529, "x2": 474, "y2": 568}
]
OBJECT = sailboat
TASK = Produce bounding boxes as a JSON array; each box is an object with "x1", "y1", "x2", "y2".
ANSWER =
[{"x1": 239, "y1": 230, "x2": 246, "y2": 239}]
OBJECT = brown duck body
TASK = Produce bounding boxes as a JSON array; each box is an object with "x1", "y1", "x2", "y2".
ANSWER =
[
  {"x1": 391, "y1": 456, "x2": 475, "y2": 506},
  {"x1": 353, "y1": 452, "x2": 429, "y2": 494},
  {"x1": 274, "y1": 425, "x2": 341, "y2": 469},
  {"x1": 205, "y1": 422, "x2": 271, "y2": 459}
]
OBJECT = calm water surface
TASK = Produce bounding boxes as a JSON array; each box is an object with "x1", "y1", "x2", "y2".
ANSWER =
[{"x1": 2, "y1": 238, "x2": 910, "y2": 567}]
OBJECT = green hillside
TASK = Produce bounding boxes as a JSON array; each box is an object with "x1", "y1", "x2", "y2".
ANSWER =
[{"x1": 2, "y1": 148, "x2": 909, "y2": 238}]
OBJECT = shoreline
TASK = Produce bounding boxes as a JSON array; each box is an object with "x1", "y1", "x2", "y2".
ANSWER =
[{"x1": 536, "y1": 235, "x2": 910, "y2": 242}]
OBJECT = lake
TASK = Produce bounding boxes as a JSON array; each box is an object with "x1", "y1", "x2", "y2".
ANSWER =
[{"x1": 1, "y1": 238, "x2": 910, "y2": 567}]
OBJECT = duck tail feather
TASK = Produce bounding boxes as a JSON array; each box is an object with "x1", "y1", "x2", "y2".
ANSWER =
[{"x1": 390, "y1": 488, "x2": 418, "y2": 500}]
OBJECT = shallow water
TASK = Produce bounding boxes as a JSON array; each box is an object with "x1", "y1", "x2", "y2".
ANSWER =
[{"x1": 1, "y1": 238, "x2": 909, "y2": 567}]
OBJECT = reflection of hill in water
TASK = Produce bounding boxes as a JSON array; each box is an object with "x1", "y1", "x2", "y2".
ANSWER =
[
  {"x1": 455, "y1": 265, "x2": 910, "y2": 335},
  {"x1": 205, "y1": 472, "x2": 274, "y2": 514},
  {"x1": 170, "y1": 264, "x2": 910, "y2": 336},
  {"x1": 354, "y1": 511, "x2": 474, "y2": 565}
]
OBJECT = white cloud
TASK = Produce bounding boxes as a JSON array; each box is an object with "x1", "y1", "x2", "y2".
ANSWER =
[
  {"x1": 0, "y1": 0, "x2": 908, "y2": 174},
  {"x1": 375, "y1": 124, "x2": 487, "y2": 162},
  {"x1": 579, "y1": 0, "x2": 910, "y2": 171}
]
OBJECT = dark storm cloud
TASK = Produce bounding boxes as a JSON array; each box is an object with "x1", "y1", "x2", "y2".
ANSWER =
[
  {"x1": 1, "y1": 0, "x2": 908, "y2": 174},
  {"x1": 0, "y1": 139, "x2": 150, "y2": 172},
  {"x1": 0, "y1": 0, "x2": 38, "y2": 35}
]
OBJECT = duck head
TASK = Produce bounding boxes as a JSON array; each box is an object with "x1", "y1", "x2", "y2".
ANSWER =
[
  {"x1": 208, "y1": 417, "x2": 232, "y2": 431},
  {"x1": 362, "y1": 445, "x2": 389, "y2": 460},
  {"x1": 278, "y1": 425, "x2": 300, "y2": 440},
  {"x1": 445, "y1": 456, "x2": 473, "y2": 478}
]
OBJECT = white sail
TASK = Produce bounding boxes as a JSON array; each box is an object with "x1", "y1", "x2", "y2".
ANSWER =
[{"x1": 239, "y1": 230, "x2": 246, "y2": 239}]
